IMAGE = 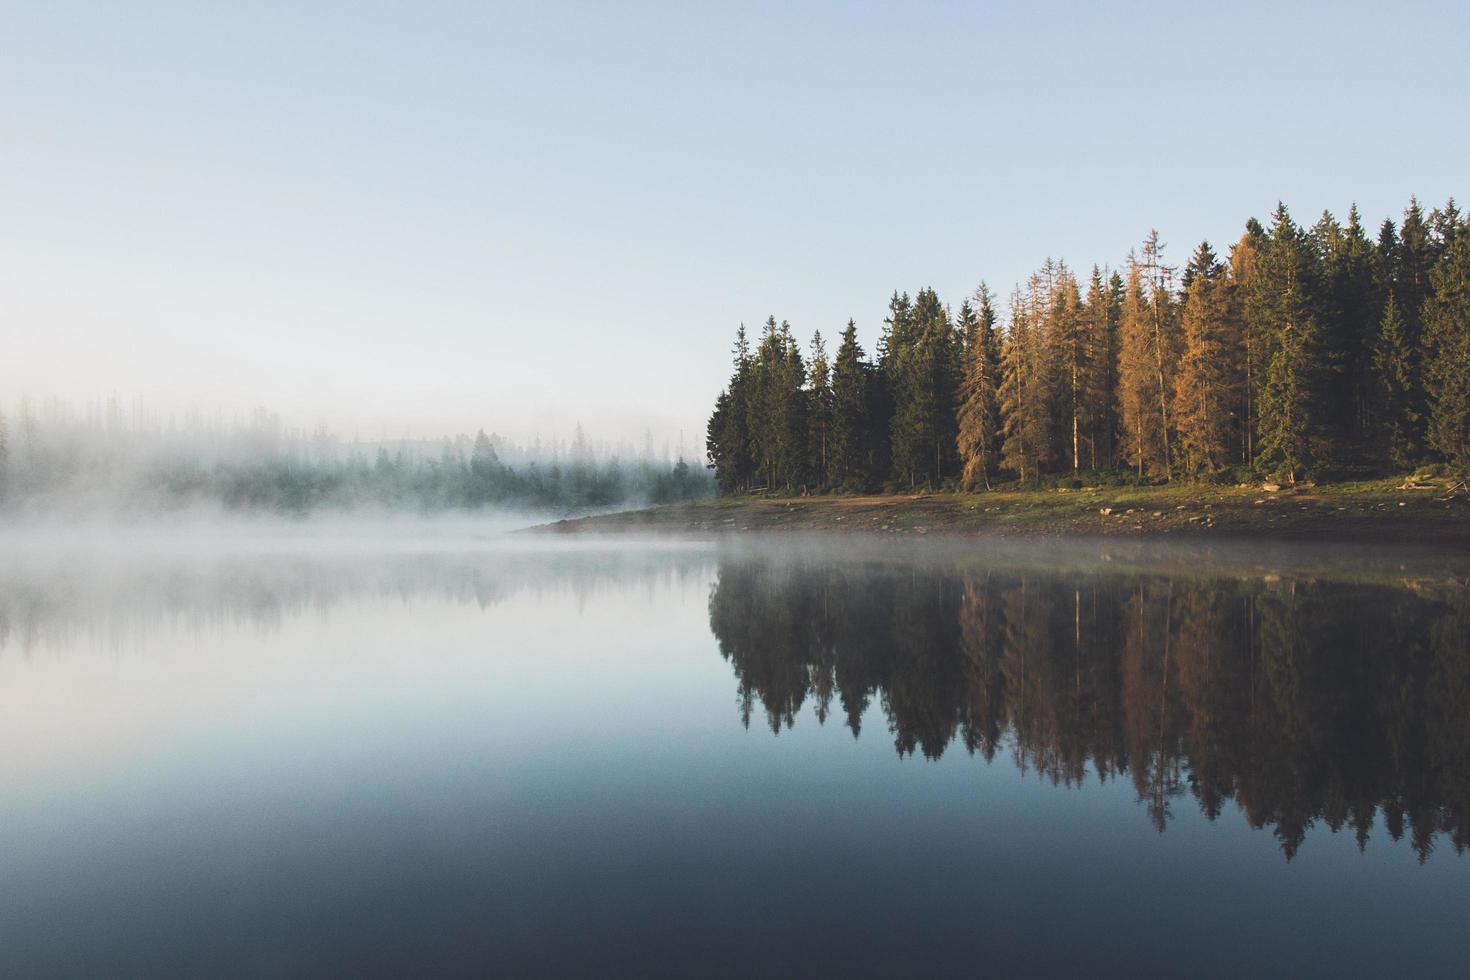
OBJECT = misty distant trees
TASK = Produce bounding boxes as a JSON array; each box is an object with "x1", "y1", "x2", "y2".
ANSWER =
[
  {"x1": 0, "y1": 414, "x2": 710, "y2": 515},
  {"x1": 707, "y1": 196, "x2": 1470, "y2": 492}
]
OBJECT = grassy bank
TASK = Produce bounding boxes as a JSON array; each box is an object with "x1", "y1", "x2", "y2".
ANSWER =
[{"x1": 537, "y1": 476, "x2": 1470, "y2": 543}]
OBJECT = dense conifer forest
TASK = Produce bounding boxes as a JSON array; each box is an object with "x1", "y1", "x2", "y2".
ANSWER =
[{"x1": 706, "y1": 197, "x2": 1470, "y2": 493}]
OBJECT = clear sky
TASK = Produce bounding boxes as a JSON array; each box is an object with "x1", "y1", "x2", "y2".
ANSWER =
[{"x1": 3, "y1": 1, "x2": 1465, "y2": 449}]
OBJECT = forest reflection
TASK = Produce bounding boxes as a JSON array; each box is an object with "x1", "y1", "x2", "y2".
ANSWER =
[{"x1": 708, "y1": 554, "x2": 1470, "y2": 862}]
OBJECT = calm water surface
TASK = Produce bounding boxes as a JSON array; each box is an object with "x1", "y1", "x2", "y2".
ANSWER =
[{"x1": 1, "y1": 532, "x2": 1467, "y2": 977}]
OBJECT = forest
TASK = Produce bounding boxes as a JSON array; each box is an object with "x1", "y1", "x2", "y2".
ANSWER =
[
  {"x1": 706, "y1": 197, "x2": 1470, "y2": 493},
  {"x1": 0, "y1": 408, "x2": 710, "y2": 516}
]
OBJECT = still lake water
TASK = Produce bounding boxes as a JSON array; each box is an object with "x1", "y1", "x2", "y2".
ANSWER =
[{"x1": 1, "y1": 530, "x2": 1468, "y2": 977}]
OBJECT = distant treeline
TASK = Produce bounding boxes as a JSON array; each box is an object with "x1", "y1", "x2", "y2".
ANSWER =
[
  {"x1": 0, "y1": 415, "x2": 710, "y2": 515},
  {"x1": 706, "y1": 197, "x2": 1470, "y2": 493}
]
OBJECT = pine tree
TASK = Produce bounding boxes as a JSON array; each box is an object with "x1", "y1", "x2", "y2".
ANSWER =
[
  {"x1": 1393, "y1": 199, "x2": 1436, "y2": 449},
  {"x1": 705, "y1": 324, "x2": 756, "y2": 492},
  {"x1": 1117, "y1": 261, "x2": 1163, "y2": 477},
  {"x1": 1173, "y1": 242, "x2": 1233, "y2": 476},
  {"x1": 1253, "y1": 206, "x2": 1325, "y2": 482},
  {"x1": 1141, "y1": 232, "x2": 1179, "y2": 477},
  {"x1": 1423, "y1": 227, "x2": 1470, "y2": 468},
  {"x1": 828, "y1": 320, "x2": 871, "y2": 491},
  {"x1": 874, "y1": 292, "x2": 911, "y2": 487},
  {"x1": 999, "y1": 289, "x2": 1051, "y2": 484},
  {"x1": 1315, "y1": 205, "x2": 1383, "y2": 450},
  {"x1": 1372, "y1": 293, "x2": 1419, "y2": 470},
  {"x1": 1078, "y1": 267, "x2": 1118, "y2": 470},
  {"x1": 746, "y1": 317, "x2": 808, "y2": 491},
  {"x1": 1231, "y1": 218, "x2": 1269, "y2": 463},
  {"x1": 1045, "y1": 267, "x2": 1086, "y2": 474},
  {"x1": 956, "y1": 296, "x2": 999, "y2": 489},
  {"x1": 977, "y1": 285, "x2": 1003, "y2": 466},
  {"x1": 1256, "y1": 315, "x2": 1321, "y2": 483},
  {"x1": 888, "y1": 288, "x2": 958, "y2": 488},
  {"x1": 807, "y1": 330, "x2": 834, "y2": 490}
]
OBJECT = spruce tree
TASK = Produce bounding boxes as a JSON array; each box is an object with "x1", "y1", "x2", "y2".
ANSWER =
[
  {"x1": 829, "y1": 320, "x2": 871, "y2": 491},
  {"x1": 807, "y1": 330, "x2": 833, "y2": 490},
  {"x1": 956, "y1": 297, "x2": 999, "y2": 489},
  {"x1": 1316, "y1": 205, "x2": 1383, "y2": 449},
  {"x1": 1117, "y1": 262, "x2": 1163, "y2": 477},
  {"x1": 1173, "y1": 242, "x2": 1232, "y2": 476},
  {"x1": 1423, "y1": 227, "x2": 1470, "y2": 468},
  {"x1": 888, "y1": 288, "x2": 957, "y2": 488},
  {"x1": 977, "y1": 285, "x2": 1004, "y2": 467},
  {"x1": 1372, "y1": 293, "x2": 1419, "y2": 470},
  {"x1": 999, "y1": 289, "x2": 1051, "y2": 484},
  {"x1": 1232, "y1": 218, "x2": 1270, "y2": 463},
  {"x1": 1078, "y1": 267, "x2": 1118, "y2": 470},
  {"x1": 705, "y1": 324, "x2": 755, "y2": 492},
  {"x1": 1045, "y1": 268, "x2": 1086, "y2": 474},
  {"x1": 1393, "y1": 199, "x2": 1436, "y2": 448},
  {"x1": 1253, "y1": 205, "x2": 1325, "y2": 482},
  {"x1": 747, "y1": 317, "x2": 808, "y2": 491}
]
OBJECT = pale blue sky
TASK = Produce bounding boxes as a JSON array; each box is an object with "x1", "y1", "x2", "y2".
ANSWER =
[{"x1": 3, "y1": 1, "x2": 1465, "y2": 447}]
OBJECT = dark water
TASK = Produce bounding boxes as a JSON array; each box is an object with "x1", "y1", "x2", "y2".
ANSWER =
[{"x1": 1, "y1": 534, "x2": 1467, "y2": 978}]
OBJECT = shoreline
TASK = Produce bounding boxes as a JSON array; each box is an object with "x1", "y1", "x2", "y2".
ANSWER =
[{"x1": 534, "y1": 481, "x2": 1470, "y2": 545}]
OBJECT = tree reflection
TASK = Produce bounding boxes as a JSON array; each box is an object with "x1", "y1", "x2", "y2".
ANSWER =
[{"x1": 708, "y1": 554, "x2": 1470, "y2": 862}]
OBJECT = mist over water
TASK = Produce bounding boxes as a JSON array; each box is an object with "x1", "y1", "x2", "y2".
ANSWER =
[
  {"x1": 1, "y1": 533, "x2": 1466, "y2": 976},
  {"x1": 0, "y1": 404, "x2": 711, "y2": 522}
]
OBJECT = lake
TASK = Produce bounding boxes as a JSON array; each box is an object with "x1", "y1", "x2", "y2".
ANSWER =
[{"x1": 1, "y1": 530, "x2": 1467, "y2": 977}]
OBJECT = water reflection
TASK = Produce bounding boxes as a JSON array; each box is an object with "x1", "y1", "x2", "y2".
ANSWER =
[
  {"x1": 0, "y1": 542, "x2": 710, "y2": 656},
  {"x1": 4, "y1": 536, "x2": 1466, "y2": 868},
  {"x1": 708, "y1": 552, "x2": 1470, "y2": 862}
]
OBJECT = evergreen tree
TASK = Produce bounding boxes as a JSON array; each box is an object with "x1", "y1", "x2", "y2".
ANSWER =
[
  {"x1": 807, "y1": 330, "x2": 833, "y2": 490},
  {"x1": 1232, "y1": 218, "x2": 1270, "y2": 463},
  {"x1": 1141, "y1": 232, "x2": 1179, "y2": 476},
  {"x1": 1173, "y1": 242, "x2": 1233, "y2": 476},
  {"x1": 1078, "y1": 267, "x2": 1119, "y2": 470},
  {"x1": 1423, "y1": 227, "x2": 1470, "y2": 468},
  {"x1": 1254, "y1": 206, "x2": 1325, "y2": 482},
  {"x1": 889, "y1": 288, "x2": 958, "y2": 488},
  {"x1": 1117, "y1": 261, "x2": 1164, "y2": 477},
  {"x1": 747, "y1": 317, "x2": 808, "y2": 491},
  {"x1": 1392, "y1": 199, "x2": 1436, "y2": 448},
  {"x1": 706, "y1": 324, "x2": 756, "y2": 492},
  {"x1": 1045, "y1": 267, "x2": 1086, "y2": 474},
  {"x1": 829, "y1": 320, "x2": 872, "y2": 491},
  {"x1": 976, "y1": 285, "x2": 1004, "y2": 467},
  {"x1": 1315, "y1": 205, "x2": 1383, "y2": 450},
  {"x1": 468, "y1": 429, "x2": 507, "y2": 502},
  {"x1": 999, "y1": 289, "x2": 1051, "y2": 484},
  {"x1": 956, "y1": 296, "x2": 999, "y2": 489},
  {"x1": 1372, "y1": 293, "x2": 1419, "y2": 470}
]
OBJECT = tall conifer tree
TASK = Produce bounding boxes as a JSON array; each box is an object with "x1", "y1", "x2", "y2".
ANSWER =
[
  {"x1": 807, "y1": 330, "x2": 833, "y2": 489},
  {"x1": 1253, "y1": 206, "x2": 1324, "y2": 482},
  {"x1": 1173, "y1": 242, "x2": 1233, "y2": 476},
  {"x1": 1372, "y1": 293, "x2": 1419, "y2": 470},
  {"x1": 999, "y1": 290, "x2": 1051, "y2": 484},
  {"x1": 956, "y1": 297, "x2": 999, "y2": 489},
  {"x1": 1423, "y1": 225, "x2": 1470, "y2": 467},
  {"x1": 829, "y1": 320, "x2": 871, "y2": 490}
]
